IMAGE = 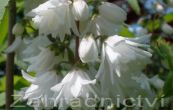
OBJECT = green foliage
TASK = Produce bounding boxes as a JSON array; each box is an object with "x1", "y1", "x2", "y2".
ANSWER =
[
  {"x1": 0, "y1": 92, "x2": 5, "y2": 106},
  {"x1": 0, "y1": 75, "x2": 30, "y2": 92},
  {"x1": 0, "y1": 0, "x2": 9, "y2": 22},
  {"x1": 0, "y1": 9, "x2": 8, "y2": 46},
  {"x1": 16, "y1": 0, "x2": 24, "y2": 13},
  {"x1": 127, "y1": 0, "x2": 141, "y2": 15},
  {"x1": 164, "y1": 13, "x2": 173, "y2": 23},
  {"x1": 155, "y1": 39, "x2": 173, "y2": 97},
  {"x1": 119, "y1": 26, "x2": 134, "y2": 38},
  {"x1": 0, "y1": 6, "x2": 8, "y2": 64},
  {"x1": 145, "y1": 20, "x2": 161, "y2": 32},
  {"x1": 156, "y1": 39, "x2": 173, "y2": 70},
  {"x1": 13, "y1": 107, "x2": 34, "y2": 110},
  {"x1": 163, "y1": 72, "x2": 173, "y2": 97}
]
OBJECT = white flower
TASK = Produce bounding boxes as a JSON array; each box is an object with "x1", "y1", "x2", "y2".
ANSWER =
[
  {"x1": 132, "y1": 74, "x2": 160, "y2": 110},
  {"x1": 6, "y1": 37, "x2": 23, "y2": 53},
  {"x1": 132, "y1": 74, "x2": 154, "y2": 96},
  {"x1": 30, "y1": 0, "x2": 79, "y2": 40},
  {"x1": 21, "y1": 70, "x2": 62, "y2": 110},
  {"x1": 12, "y1": 23, "x2": 24, "y2": 36},
  {"x1": 85, "y1": 16, "x2": 122, "y2": 36},
  {"x1": 103, "y1": 35, "x2": 152, "y2": 77},
  {"x1": 98, "y1": 2, "x2": 127, "y2": 24},
  {"x1": 24, "y1": 47, "x2": 59, "y2": 74},
  {"x1": 5, "y1": 36, "x2": 51, "y2": 59},
  {"x1": 72, "y1": 0, "x2": 89, "y2": 21},
  {"x1": 51, "y1": 69, "x2": 99, "y2": 109},
  {"x1": 79, "y1": 35, "x2": 98, "y2": 63},
  {"x1": 5, "y1": 37, "x2": 29, "y2": 60},
  {"x1": 96, "y1": 35, "x2": 152, "y2": 102},
  {"x1": 80, "y1": 2, "x2": 126, "y2": 37},
  {"x1": 22, "y1": 36, "x2": 52, "y2": 58}
]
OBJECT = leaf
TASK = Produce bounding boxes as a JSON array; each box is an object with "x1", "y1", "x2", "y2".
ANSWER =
[
  {"x1": 163, "y1": 13, "x2": 173, "y2": 23},
  {"x1": 119, "y1": 26, "x2": 134, "y2": 38},
  {"x1": 13, "y1": 106, "x2": 34, "y2": 110},
  {"x1": 67, "y1": 48, "x2": 75, "y2": 63},
  {"x1": 127, "y1": 0, "x2": 141, "y2": 15},
  {"x1": 145, "y1": 20, "x2": 161, "y2": 32},
  {"x1": 0, "y1": 75, "x2": 30, "y2": 92},
  {"x1": 0, "y1": 9, "x2": 8, "y2": 47},
  {"x1": 0, "y1": 0, "x2": 9, "y2": 21},
  {"x1": 156, "y1": 39, "x2": 173, "y2": 71},
  {"x1": 14, "y1": 77, "x2": 30, "y2": 90},
  {"x1": 0, "y1": 92, "x2": 5, "y2": 106},
  {"x1": 163, "y1": 72, "x2": 173, "y2": 97}
]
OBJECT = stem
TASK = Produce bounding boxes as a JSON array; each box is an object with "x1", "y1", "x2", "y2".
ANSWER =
[
  {"x1": 6, "y1": 0, "x2": 16, "y2": 109},
  {"x1": 75, "y1": 36, "x2": 80, "y2": 62},
  {"x1": 75, "y1": 21, "x2": 80, "y2": 62},
  {"x1": 172, "y1": 97, "x2": 173, "y2": 110}
]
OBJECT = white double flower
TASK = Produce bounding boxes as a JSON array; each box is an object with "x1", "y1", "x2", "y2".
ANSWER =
[
  {"x1": 51, "y1": 69, "x2": 99, "y2": 109},
  {"x1": 96, "y1": 35, "x2": 152, "y2": 101}
]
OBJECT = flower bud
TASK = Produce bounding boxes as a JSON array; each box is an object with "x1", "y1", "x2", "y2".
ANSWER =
[
  {"x1": 79, "y1": 35, "x2": 98, "y2": 63},
  {"x1": 12, "y1": 23, "x2": 24, "y2": 36},
  {"x1": 98, "y1": 2, "x2": 127, "y2": 23},
  {"x1": 72, "y1": 0, "x2": 89, "y2": 21}
]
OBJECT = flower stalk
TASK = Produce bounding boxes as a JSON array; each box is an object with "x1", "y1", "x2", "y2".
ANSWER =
[{"x1": 75, "y1": 21, "x2": 80, "y2": 63}]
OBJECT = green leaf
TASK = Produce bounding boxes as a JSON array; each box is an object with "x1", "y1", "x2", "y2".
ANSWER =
[
  {"x1": 164, "y1": 13, "x2": 173, "y2": 23},
  {"x1": 145, "y1": 20, "x2": 161, "y2": 32},
  {"x1": 0, "y1": 75, "x2": 30, "y2": 92},
  {"x1": 156, "y1": 39, "x2": 173, "y2": 71},
  {"x1": 163, "y1": 72, "x2": 173, "y2": 97},
  {"x1": 0, "y1": 9, "x2": 8, "y2": 46},
  {"x1": 13, "y1": 107, "x2": 34, "y2": 110},
  {"x1": 119, "y1": 26, "x2": 134, "y2": 38},
  {"x1": 127, "y1": 0, "x2": 141, "y2": 15},
  {"x1": 0, "y1": 0, "x2": 9, "y2": 21},
  {"x1": 67, "y1": 48, "x2": 75, "y2": 63},
  {"x1": 0, "y1": 92, "x2": 5, "y2": 106}
]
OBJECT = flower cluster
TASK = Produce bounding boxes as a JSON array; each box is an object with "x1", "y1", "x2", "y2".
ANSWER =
[
  {"x1": 8, "y1": 0, "x2": 164, "y2": 110},
  {"x1": 28, "y1": 0, "x2": 126, "y2": 40}
]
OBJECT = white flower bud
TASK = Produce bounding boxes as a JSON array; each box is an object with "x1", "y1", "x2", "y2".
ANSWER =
[
  {"x1": 12, "y1": 23, "x2": 24, "y2": 36},
  {"x1": 98, "y1": 2, "x2": 127, "y2": 23},
  {"x1": 79, "y1": 35, "x2": 98, "y2": 63},
  {"x1": 161, "y1": 23, "x2": 173, "y2": 35},
  {"x1": 72, "y1": 0, "x2": 89, "y2": 21}
]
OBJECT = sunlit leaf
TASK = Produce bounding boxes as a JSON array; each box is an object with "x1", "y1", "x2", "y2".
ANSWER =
[
  {"x1": 127, "y1": 0, "x2": 141, "y2": 15},
  {"x1": 0, "y1": 9, "x2": 8, "y2": 46},
  {"x1": 0, "y1": 75, "x2": 29, "y2": 92},
  {"x1": 119, "y1": 26, "x2": 134, "y2": 38},
  {"x1": 164, "y1": 13, "x2": 173, "y2": 23},
  {"x1": 0, "y1": 0, "x2": 9, "y2": 21}
]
